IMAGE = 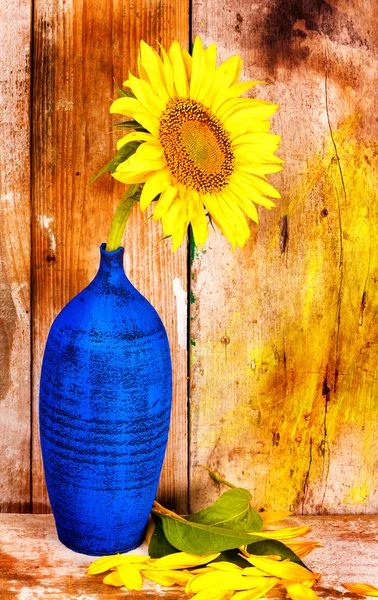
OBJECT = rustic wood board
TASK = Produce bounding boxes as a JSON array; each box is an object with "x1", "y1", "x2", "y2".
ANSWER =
[
  {"x1": 190, "y1": 1, "x2": 378, "y2": 513},
  {"x1": 31, "y1": 0, "x2": 189, "y2": 514},
  {"x1": 1, "y1": 514, "x2": 378, "y2": 599},
  {"x1": 0, "y1": 0, "x2": 32, "y2": 512}
]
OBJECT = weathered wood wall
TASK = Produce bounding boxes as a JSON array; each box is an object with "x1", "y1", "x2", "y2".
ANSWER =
[
  {"x1": 190, "y1": 0, "x2": 378, "y2": 514},
  {"x1": 1, "y1": 0, "x2": 378, "y2": 516}
]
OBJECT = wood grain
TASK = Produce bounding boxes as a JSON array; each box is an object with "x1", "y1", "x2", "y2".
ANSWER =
[
  {"x1": 1, "y1": 513, "x2": 378, "y2": 599},
  {"x1": 0, "y1": 0, "x2": 31, "y2": 512},
  {"x1": 190, "y1": 1, "x2": 378, "y2": 514},
  {"x1": 31, "y1": 0, "x2": 189, "y2": 513}
]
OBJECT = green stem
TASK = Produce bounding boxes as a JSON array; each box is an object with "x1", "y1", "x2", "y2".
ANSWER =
[
  {"x1": 106, "y1": 185, "x2": 139, "y2": 252},
  {"x1": 202, "y1": 466, "x2": 236, "y2": 489}
]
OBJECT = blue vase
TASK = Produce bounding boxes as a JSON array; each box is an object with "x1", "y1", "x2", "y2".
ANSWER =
[{"x1": 39, "y1": 243, "x2": 172, "y2": 556}]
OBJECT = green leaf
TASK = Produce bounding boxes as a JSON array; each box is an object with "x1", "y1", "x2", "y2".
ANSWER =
[
  {"x1": 186, "y1": 488, "x2": 263, "y2": 532},
  {"x1": 148, "y1": 515, "x2": 179, "y2": 558},
  {"x1": 116, "y1": 85, "x2": 136, "y2": 99},
  {"x1": 152, "y1": 511, "x2": 268, "y2": 555},
  {"x1": 246, "y1": 539, "x2": 309, "y2": 569},
  {"x1": 111, "y1": 120, "x2": 147, "y2": 131},
  {"x1": 88, "y1": 141, "x2": 140, "y2": 186}
]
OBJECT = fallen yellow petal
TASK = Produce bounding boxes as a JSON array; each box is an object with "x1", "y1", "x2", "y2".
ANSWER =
[
  {"x1": 190, "y1": 589, "x2": 235, "y2": 600},
  {"x1": 285, "y1": 542, "x2": 323, "y2": 558},
  {"x1": 232, "y1": 578, "x2": 279, "y2": 600},
  {"x1": 343, "y1": 583, "x2": 378, "y2": 596},
  {"x1": 283, "y1": 580, "x2": 320, "y2": 599},
  {"x1": 117, "y1": 564, "x2": 143, "y2": 591},
  {"x1": 260, "y1": 510, "x2": 292, "y2": 524},
  {"x1": 102, "y1": 571, "x2": 124, "y2": 587},
  {"x1": 242, "y1": 567, "x2": 271, "y2": 577},
  {"x1": 150, "y1": 551, "x2": 220, "y2": 570},
  {"x1": 253, "y1": 526, "x2": 311, "y2": 540},
  {"x1": 142, "y1": 569, "x2": 193, "y2": 587},
  {"x1": 246, "y1": 555, "x2": 317, "y2": 582},
  {"x1": 87, "y1": 554, "x2": 149, "y2": 574},
  {"x1": 207, "y1": 562, "x2": 243, "y2": 572},
  {"x1": 186, "y1": 571, "x2": 271, "y2": 593}
]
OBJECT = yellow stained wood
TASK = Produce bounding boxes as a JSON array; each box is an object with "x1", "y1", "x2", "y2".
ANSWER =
[
  {"x1": 190, "y1": 2, "x2": 378, "y2": 513},
  {"x1": 31, "y1": 0, "x2": 189, "y2": 513},
  {"x1": 0, "y1": 0, "x2": 31, "y2": 512}
]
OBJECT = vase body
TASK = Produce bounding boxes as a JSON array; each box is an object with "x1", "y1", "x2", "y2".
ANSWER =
[{"x1": 39, "y1": 244, "x2": 172, "y2": 556}]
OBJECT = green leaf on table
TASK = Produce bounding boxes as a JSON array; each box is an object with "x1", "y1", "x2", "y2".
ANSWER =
[
  {"x1": 88, "y1": 141, "x2": 141, "y2": 186},
  {"x1": 186, "y1": 488, "x2": 263, "y2": 532},
  {"x1": 246, "y1": 539, "x2": 309, "y2": 569},
  {"x1": 152, "y1": 510, "x2": 268, "y2": 555},
  {"x1": 211, "y1": 550, "x2": 251, "y2": 569},
  {"x1": 148, "y1": 515, "x2": 179, "y2": 558}
]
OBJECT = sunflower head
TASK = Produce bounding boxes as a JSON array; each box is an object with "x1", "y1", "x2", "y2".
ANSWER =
[{"x1": 109, "y1": 37, "x2": 282, "y2": 251}]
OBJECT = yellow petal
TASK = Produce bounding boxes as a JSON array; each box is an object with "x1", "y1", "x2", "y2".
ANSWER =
[
  {"x1": 135, "y1": 142, "x2": 165, "y2": 161},
  {"x1": 142, "y1": 569, "x2": 189, "y2": 587},
  {"x1": 161, "y1": 193, "x2": 191, "y2": 252},
  {"x1": 190, "y1": 589, "x2": 235, "y2": 600},
  {"x1": 224, "y1": 104, "x2": 279, "y2": 130},
  {"x1": 232, "y1": 579, "x2": 279, "y2": 600},
  {"x1": 169, "y1": 41, "x2": 189, "y2": 97},
  {"x1": 159, "y1": 44, "x2": 176, "y2": 98},
  {"x1": 224, "y1": 187, "x2": 259, "y2": 224},
  {"x1": 208, "y1": 562, "x2": 243, "y2": 572},
  {"x1": 238, "y1": 173, "x2": 281, "y2": 199},
  {"x1": 88, "y1": 554, "x2": 149, "y2": 574},
  {"x1": 236, "y1": 162, "x2": 283, "y2": 175},
  {"x1": 116, "y1": 155, "x2": 165, "y2": 174},
  {"x1": 103, "y1": 571, "x2": 124, "y2": 587},
  {"x1": 246, "y1": 556, "x2": 317, "y2": 582},
  {"x1": 142, "y1": 569, "x2": 192, "y2": 586},
  {"x1": 153, "y1": 185, "x2": 178, "y2": 219},
  {"x1": 123, "y1": 74, "x2": 165, "y2": 116},
  {"x1": 187, "y1": 571, "x2": 270, "y2": 593},
  {"x1": 111, "y1": 171, "x2": 152, "y2": 184},
  {"x1": 260, "y1": 510, "x2": 292, "y2": 524},
  {"x1": 116, "y1": 131, "x2": 157, "y2": 151},
  {"x1": 231, "y1": 58, "x2": 244, "y2": 85},
  {"x1": 252, "y1": 526, "x2": 311, "y2": 540},
  {"x1": 343, "y1": 583, "x2": 378, "y2": 596},
  {"x1": 283, "y1": 581, "x2": 320, "y2": 600},
  {"x1": 190, "y1": 36, "x2": 206, "y2": 100},
  {"x1": 151, "y1": 550, "x2": 220, "y2": 570},
  {"x1": 190, "y1": 190, "x2": 208, "y2": 248},
  {"x1": 196, "y1": 42, "x2": 217, "y2": 102},
  {"x1": 182, "y1": 48, "x2": 193, "y2": 80},
  {"x1": 138, "y1": 41, "x2": 170, "y2": 104},
  {"x1": 213, "y1": 81, "x2": 266, "y2": 115},
  {"x1": 140, "y1": 168, "x2": 171, "y2": 211},
  {"x1": 110, "y1": 96, "x2": 146, "y2": 117},
  {"x1": 117, "y1": 564, "x2": 143, "y2": 591},
  {"x1": 285, "y1": 542, "x2": 323, "y2": 559},
  {"x1": 242, "y1": 567, "x2": 270, "y2": 577}
]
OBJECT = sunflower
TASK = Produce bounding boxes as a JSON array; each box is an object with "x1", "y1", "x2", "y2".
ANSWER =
[{"x1": 110, "y1": 37, "x2": 282, "y2": 251}]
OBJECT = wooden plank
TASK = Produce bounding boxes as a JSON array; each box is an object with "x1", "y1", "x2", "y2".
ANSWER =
[
  {"x1": 0, "y1": 0, "x2": 31, "y2": 512},
  {"x1": 31, "y1": 0, "x2": 189, "y2": 513},
  {"x1": 190, "y1": 2, "x2": 378, "y2": 513},
  {"x1": 1, "y1": 514, "x2": 378, "y2": 598}
]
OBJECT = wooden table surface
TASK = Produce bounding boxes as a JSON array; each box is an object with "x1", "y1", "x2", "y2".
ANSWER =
[{"x1": 1, "y1": 514, "x2": 378, "y2": 599}]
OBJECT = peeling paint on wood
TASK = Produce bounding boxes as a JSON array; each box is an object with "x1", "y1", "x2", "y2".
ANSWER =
[{"x1": 190, "y1": 1, "x2": 378, "y2": 514}]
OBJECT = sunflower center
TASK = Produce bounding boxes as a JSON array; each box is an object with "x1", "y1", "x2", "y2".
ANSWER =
[{"x1": 159, "y1": 98, "x2": 234, "y2": 194}]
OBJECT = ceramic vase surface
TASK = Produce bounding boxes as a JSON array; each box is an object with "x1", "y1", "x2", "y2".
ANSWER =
[{"x1": 39, "y1": 243, "x2": 172, "y2": 555}]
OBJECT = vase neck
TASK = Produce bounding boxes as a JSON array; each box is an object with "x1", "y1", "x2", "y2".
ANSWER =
[{"x1": 92, "y1": 243, "x2": 130, "y2": 291}]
